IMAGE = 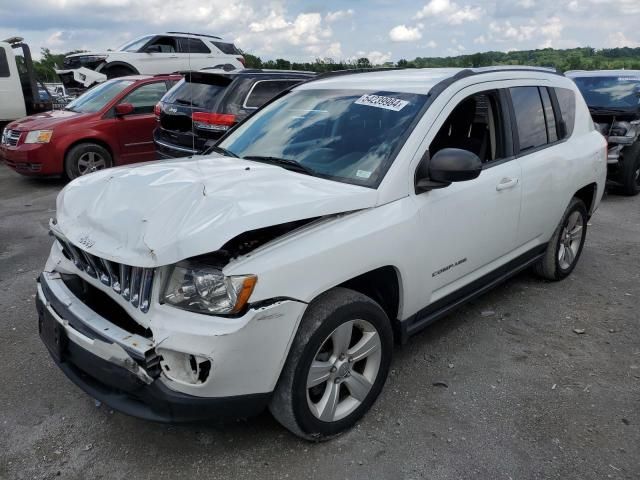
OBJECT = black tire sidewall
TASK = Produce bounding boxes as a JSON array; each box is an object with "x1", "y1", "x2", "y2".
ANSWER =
[
  {"x1": 65, "y1": 143, "x2": 112, "y2": 180},
  {"x1": 620, "y1": 143, "x2": 640, "y2": 195},
  {"x1": 291, "y1": 298, "x2": 393, "y2": 437},
  {"x1": 554, "y1": 199, "x2": 588, "y2": 279}
]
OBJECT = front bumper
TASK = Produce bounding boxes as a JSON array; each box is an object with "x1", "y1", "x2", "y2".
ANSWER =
[
  {"x1": 36, "y1": 268, "x2": 305, "y2": 422},
  {"x1": 1, "y1": 142, "x2": 61, "y2": 176}
]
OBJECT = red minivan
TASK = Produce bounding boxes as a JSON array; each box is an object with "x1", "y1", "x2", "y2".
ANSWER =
[{"x1": 0, "y1": 74, "x2": 181, "y2": 178}]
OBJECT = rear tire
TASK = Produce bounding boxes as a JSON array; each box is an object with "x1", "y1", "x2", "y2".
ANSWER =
[
  {"x1": 64, "y1": 143, "x2": 113, "y2": 180},
  {"x1": 269, "y1": 287, "x2": 393, "y2": 441},
  {"x1": 619, "y1": 141, "x2": 640, "y2": 196},
  {"x1": 534, "y1": 197, "x2": 588, "y2": 281}
]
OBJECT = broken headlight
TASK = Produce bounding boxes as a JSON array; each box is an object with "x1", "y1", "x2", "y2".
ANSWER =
[{"x1": 161, "y1": 261, "x2": 257, "y2": 315}]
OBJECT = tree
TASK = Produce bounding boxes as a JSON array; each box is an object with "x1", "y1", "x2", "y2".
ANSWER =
[{"x1": 356, "y1": 57, "x2": 371, "y2": 68}]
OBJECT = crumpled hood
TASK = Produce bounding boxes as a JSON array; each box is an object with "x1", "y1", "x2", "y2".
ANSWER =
[
  {"x1": 56, "y1": 156, "x2": 378, "y2": 267},
  {"x1": 9, "y1": 110, "x2": 87, "y2": 131}
]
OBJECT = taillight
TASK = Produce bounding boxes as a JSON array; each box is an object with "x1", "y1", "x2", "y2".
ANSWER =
[
  {"x1": 192, "y1": 112, "x2": 236, "y2": 132},
  {"x1": 154, "y1": 102, "x2": 161, "y2": 119},
  {"x1": 237, "y1": 56, "x2": 246, "y2": 67}
]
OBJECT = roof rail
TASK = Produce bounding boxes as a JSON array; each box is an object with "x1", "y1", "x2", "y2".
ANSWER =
[
  {"x1": 166, "y1": 32, "x2": 222, "y2": 40},
  {"x1": 312, "y1": 67, "x2": 407, "y2": 80}
]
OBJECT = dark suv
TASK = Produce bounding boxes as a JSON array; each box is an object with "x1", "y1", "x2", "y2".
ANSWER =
[
  {"x1": 153, "y1": 69, "x2": 315, "y2": 158},
  {"x1": 567, "y1": 70, "x2": 640, "y2": 196}
]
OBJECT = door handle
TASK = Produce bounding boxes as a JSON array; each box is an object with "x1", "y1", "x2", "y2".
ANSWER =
[{"x1": 496, "y1": 177, "x2": 519, "y2": 191}]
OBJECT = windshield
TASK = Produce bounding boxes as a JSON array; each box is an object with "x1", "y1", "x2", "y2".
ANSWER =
[
  {"x1": 117, "y1": 35, "x2": 154, "y2": 52},
  {"x1": 573, "y1": 75, "x2": 640, "y2": 109},
  {"x1": 65, "y1": 79, "x2": 133, "y2": 113},
  {"x1": 218, "y1": 89, "x2": 428, "y2": 188}
]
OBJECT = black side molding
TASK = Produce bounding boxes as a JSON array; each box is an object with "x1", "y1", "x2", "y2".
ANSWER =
[{"x1": 399, "y1": 244, "x2": 547, "y2": 343}]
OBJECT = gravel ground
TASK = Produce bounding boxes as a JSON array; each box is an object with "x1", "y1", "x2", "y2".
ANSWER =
[{"x1": 0, "y1": 165, "x2": 638, "y2": 480}]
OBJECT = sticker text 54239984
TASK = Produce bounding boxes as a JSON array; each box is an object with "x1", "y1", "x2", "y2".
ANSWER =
[{"x1": 355, "y1": 94, "x2": 409, "y2": 112}]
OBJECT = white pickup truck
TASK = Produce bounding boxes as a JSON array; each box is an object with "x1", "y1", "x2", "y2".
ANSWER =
[
  {"x1": 37, "y1": 67, "x2": 606, "y2": 440},
  {"x1": 0, "y1": 37, "x2": 51, "y2": 128}
]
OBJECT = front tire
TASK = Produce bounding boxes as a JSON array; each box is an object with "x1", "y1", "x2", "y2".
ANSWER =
[
  {"x1": 269, "y1": 288, "x2": 393, "y2": 440},
  {"x1": 534, "y1": 197, "x2": 588, "y2": 281},
  {"x1": 620, "y1": 141, "x2": 640, "y2": 196},
  {"x1": 64, "y1": 143, "x2": 113, "y2": 180}
]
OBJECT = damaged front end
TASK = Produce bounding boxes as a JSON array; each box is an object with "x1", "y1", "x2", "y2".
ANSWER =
[
  {"x1": 595, "y1": 118, "x2": 640, "y2": 163},
  {"x1": 55, "y1": 67, "x2": 107, "y2": 92},
  {"x1": 38, "y1": 223, "x2": 312, "y2": 422}
]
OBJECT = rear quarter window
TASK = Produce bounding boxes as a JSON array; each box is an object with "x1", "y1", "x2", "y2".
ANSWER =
[
  {"x1": 0, "y1": 47, "x2": 10, "y2": 77},
  {"x1": 212, "y1": 41, "x2": 242, "y2": 55},
  {"x1": 554, "y1": 88, "x2": 576, "y2": 138}
]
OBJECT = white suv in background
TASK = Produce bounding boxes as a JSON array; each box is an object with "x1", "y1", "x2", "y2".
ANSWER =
[
  {"x1": 37, "y1": 67, "x2": 606, "y2": 440},
  {"x1": 55, "y1": 32, "x2": 245, "y2": 89}
]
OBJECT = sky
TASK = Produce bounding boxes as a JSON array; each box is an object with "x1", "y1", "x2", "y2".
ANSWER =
[{"x1": 0, "y1": 0, "x2": 639, "y2": 62}]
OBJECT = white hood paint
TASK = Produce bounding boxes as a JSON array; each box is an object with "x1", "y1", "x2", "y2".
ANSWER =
[{"x1": 56, "y1": 156, "x2": 378, "y2": 267}]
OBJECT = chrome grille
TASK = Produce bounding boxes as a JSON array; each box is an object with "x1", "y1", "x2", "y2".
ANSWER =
[
  {"x1": 1, "y1": 129, "x2": 21, "y2": 146},
  {"x1": 55, "y1": 237, "x2": 155, "y2": 313}
]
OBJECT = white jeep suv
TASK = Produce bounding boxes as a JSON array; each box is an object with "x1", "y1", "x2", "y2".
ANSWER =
[
  {"x1": 56, "y1": 32, "x2": 244, "y2": 90},
  {"x1": 37, "y1": 67, "x2": 606, "y2": 440}
]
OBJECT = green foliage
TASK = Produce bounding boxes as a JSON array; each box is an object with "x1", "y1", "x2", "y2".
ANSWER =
[
  {"x1": 32, "y1": 46, "x2": 640, "y2": 84},
  {"x1": 33, "y1": 48, "x2": 87, "y2": 82},
  {"x1": 242, "y1": 46, "x2": 640, "y2": 73}
]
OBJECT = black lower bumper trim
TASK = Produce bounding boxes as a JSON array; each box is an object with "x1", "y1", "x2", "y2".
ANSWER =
[{"x1": 36, "y1": 277, "x2": 271, "y2": 423}]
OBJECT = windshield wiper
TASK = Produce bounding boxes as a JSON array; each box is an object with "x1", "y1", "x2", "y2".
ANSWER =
[
  {"x1": 589, "y1": 106, "x2": 631, "y2": 115},
  {"x1": 208, "y1": 145, "x2": 238, "y2": 158},
  {"x1": 174, "y1": 98, "x2": 201, "y2": 107},
  {"x1": 243, "y1": 155, "x2": 316, "y2": 176}
]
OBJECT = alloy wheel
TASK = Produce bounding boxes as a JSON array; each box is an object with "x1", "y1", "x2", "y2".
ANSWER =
[
  {"x1": 77, "y1": 151, "x2": 107, "y2": 175},
  {"x1": 558, "y1": 210, "x2": 583, "y2": 270},
  {"x1": 306, "y1": 319, "x2": 382, "y2": 422}
]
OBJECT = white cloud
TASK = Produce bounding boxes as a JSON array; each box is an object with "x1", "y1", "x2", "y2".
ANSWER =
[
  {"x1": 355, "y1": 50, "x2": 392, "y2": 65},
  {"x1": 488, "y1": 16, "x2": 563, "y2": 45},
  {"x1": 389, "y1": 24, "x2": 423, "y2": 42},
  {"x1": 425, "y1": 40, "x2": 438, "y2": 48},
  {"x1": 415, "y1": 0, "x2": 483, "y2": 24},
  {"x1": 606, "y1": 32, "x2": 640, "y2": 48},
  {"x1": 474, "y1": 35, "x2": 486, "y2": 44},
  {"x1": 326, "y1": 9, "x2": 354, "y2": 22},
  {"x1": 367, "y1": 51, "x2": 392, "y2": 64}
]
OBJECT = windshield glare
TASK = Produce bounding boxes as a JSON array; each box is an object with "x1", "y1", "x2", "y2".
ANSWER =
[
  {"x1": 219, "y1": 89, "x2": 428, "y2": 187},
  {"x1": 573, "y1": 76, "x2": 640, "y2": 109},
  {"x1": 65, "y1": 79, "x2": 134, "y2": 113},
  {"x1": 118, "y1": 35, "x2": 154, "y2": 52}
]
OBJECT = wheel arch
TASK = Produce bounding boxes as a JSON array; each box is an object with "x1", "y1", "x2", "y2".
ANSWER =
[
  {"x1": 64, "y1": 137, "x2": 115, "y2": 165},
  {"x1": 322, "y1": 265, "x2": 404, "y2": 342},
  {"x1": 98, "y1": 61, "x2": 139, "y2": 76},
  {"x1": 574, "y1": 182, "x2": 598, "y2": 216}
]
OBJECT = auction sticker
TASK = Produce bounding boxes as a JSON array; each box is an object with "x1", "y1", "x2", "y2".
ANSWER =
[{"x1": 355, "y1": 94, "x2": 409, "y2": 111}]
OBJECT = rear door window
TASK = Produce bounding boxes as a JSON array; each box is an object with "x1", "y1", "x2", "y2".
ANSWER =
[
  {"x1": 178, "y1": 38, "x2": 211, "y2": 54},
  {"x1": 244, "y1": 80, "x2": 302, "y2": 109},
  {"x1": 554, "y1": 88, "x2": 576, "y2": 138},
  {"x1": 122, "y1": 81, "x2": 168, "y2": 114},
  {"x1": 212, "y1": 42, "x2": 242, "y2": 55},
  {"x1": 510, "y1": 87, "x2": 548, "y2": 153},
  {"x1": 0, "y1": 47, "x2": 10, "y2": 77}
]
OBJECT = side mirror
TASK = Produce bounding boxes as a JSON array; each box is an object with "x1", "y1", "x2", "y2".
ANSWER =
[
  {"x1": 415, "y1": 148, "x2": 482, "y2": 193},
  {"x1": 145, "y1": 45, "x2": 162, "y2": 53},
  {"x1": 115, "y1": 103, "x2": 134, "y2": 116}
]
